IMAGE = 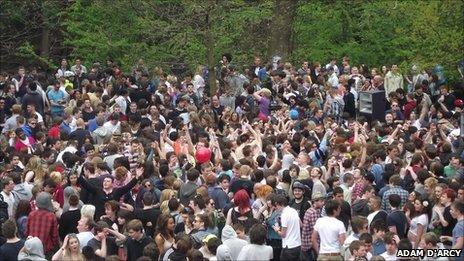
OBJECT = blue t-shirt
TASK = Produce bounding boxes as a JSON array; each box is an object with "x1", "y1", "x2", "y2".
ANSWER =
[
  {"x1": 373, "y1": 239, "x2": 386, "y2": 256},
  {"x1": 453, "y1": 219, "x2": 464, "y2": 254},
  {"x1": 47, "y1": 89, "x2": 65, "y2": 113},
  {"x1": 0, "y1": 239, "x2": 25, "y2": 261}
]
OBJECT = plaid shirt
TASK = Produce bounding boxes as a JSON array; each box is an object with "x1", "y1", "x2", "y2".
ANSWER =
[
  {"x1": 301, "y1": 207, "x2": 321, "y2": 251},
  {"x1": 26, "y1": 209, "x2": 59, "y2": 253},
  {"x1": 351, "y1": 181, "x2": 365, "y2": 203},
  {"x1": 381, "y1": 185, "x2": 409, "y2": 212}
]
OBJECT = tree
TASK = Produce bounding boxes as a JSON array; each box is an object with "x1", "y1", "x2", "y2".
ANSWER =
[
  {"x1": 1, "y1": 0, "x2": 462, "y2": 84},
  {"x1": 267, "y1": 0, "x2": 297, "y2": 60},
  {"x1": 0, "y1": 0, "x2": 67, "y2": 71}
]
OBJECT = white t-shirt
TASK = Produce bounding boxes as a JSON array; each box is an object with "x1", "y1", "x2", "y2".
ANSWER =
[
  {"x1": 367, "y1": 210, "x2": 380, "y2": 228},
  {"x1": 193, "y1": 75, "x2": 205, "y2": 92},
  {"x1": 56, "y1": 146, "x2": 78, "y2": 163},
  {"x1": 114, "y1": 96, "x2": 127, "y2": 115},
  {"x1": 380, "y1": 251, "x2": 397, "y2": 261},
  {"x1": 281, "y1": 206, "x2": 301, "y2": 248},
  {"x1": 34, "y1": 112, "x2": 44, "y2": 123},
  {"x1": 410, "y1": 214, "x2": 428, "y2": 236},
  {"x1": 76, "y1": 231, "x2": 94, "y2": 250},
  {"x1": 314, "y1": 216, "x2": 346, "y2": 254},
  {"x1": 236, "y1": 244, "x2": 273, "y2": 261},
  {"x1": 103, "y1": 121, "x2": 121, "y2": 134},
  {"x1": 0, "y1": 191, "x2": 16, "y2": 218},
  {"x1": 326, "y1": 64, "x2": 340, "y2": 75}
]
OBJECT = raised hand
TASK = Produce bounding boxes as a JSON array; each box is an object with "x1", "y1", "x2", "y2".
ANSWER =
[{"x1": 62, "y1": 235, "x2": 69, "y2": 249}]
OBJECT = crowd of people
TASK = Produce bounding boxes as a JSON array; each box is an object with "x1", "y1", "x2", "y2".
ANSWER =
[{"x1": 0, "y1": 54, "x2": 463, "y2": 261}]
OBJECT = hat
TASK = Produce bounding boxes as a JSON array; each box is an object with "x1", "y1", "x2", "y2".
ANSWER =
[
  {"x1": 292, "y1": 181, "x2": 307, "y2": 191},
  {"x1": 312, "y1": 192, "x2": 326, "y2": 201},
  {"x1": 36, "y1": 192, "x2": 54, "y2": 212},
  {"x1": 202, "y1": 234, "x2": 217, "y2": 244},
  {"x1": 22, "y1": 237, "x2": 46, "y2": 259}
]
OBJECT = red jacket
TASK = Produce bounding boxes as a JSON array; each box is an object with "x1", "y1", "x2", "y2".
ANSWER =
[
  {"x1": 26, "y1": 209, "x2": 59, "y2": 253},
  {"x1": 48, "y1": 125, "x2": 61, "y2": 139},
  {"x1": 403, "y1": 100, "x2": 417, "y2": 119},
  {"x1": 14, "y1": 137, "x2": 36, "y2": 153}
]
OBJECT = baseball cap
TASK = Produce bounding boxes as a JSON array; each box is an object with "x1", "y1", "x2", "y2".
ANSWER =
[
  {"x1": 292, "y1": 181, "x2": 308, "y2": 191},
  {"x1": 202, "y1": 234, "x2": 217, "y2": 244}
]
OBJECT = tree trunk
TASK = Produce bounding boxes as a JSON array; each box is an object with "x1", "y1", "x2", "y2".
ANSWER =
[
  {"x1": 39, "y1": 0, "x2": 50, "y2": 57},
  {"x1": 40, "y1": 26, "x2": 50, "y2": 57},
  {"x1": 267, "y1": 0, "x2": 297, "y2": 60},
  {"x1": 205, "y1": 3, "x2": 217, "y2": 96}
]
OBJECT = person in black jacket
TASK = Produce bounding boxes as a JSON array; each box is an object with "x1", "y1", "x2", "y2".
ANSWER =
[
  {"x1": 21, "y1": 82, "x2": 44, "y2": 116},
  {"x1": 352, "y1": 185, "x2": 375, "y2": 217},
  {"x1": 229, "y1": 165, "x2": 254, "y2": 197},
  {"x1": 58, "y1": 194, "x2": 81, "y2": 241},
  {"x1": 344, "y1": 80, "x2": 356, "y2": 119},
  {"x1": 134, "y1": 192, "x2": 161, "y2": 238},
  {"x1": 78, "y1": 166, "x2": 144, "y2": 220},
  {"x1": 289, "y1": 181, "x2": 311, "y2": 221},
  {"x1": 68, "y1": 118, "x2": 93, "y2": 152}
]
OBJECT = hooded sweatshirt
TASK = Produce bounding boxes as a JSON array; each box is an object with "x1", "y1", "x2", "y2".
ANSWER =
[
  {"x1": 208, "y1": 185, "x2": 230, "y2": 211},
  {"x1": 91, "y1": 126, "x2": 111, "y2": 145},
  {"x1": 218, "y1": 225, "x2": 247, "y2": 261},
  {"x1": 13, "y1": 183, "x2": 33, "y2": 202},
  {"x1": 17, "y1": 237, "x2": 47, "y2": 261},
  {"x1": 178, "y1": 181, "x2": 198, "y2": 206},
  {"x1": 22, "y1": 91, "x2": 44, "y2": 116},
  {"x1": 62, "y1": 187, "x2": 83, "y2": 212},
  {"x1": 215, "y1": 244, "x2": 233, "y2": 261}
]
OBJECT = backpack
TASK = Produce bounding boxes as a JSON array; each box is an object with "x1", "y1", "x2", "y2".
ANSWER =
[
  {"x1": 352, "y1": 199, "x2": 370, "y2": 217},
  {"x1": 0, "y1": 194, "x2": 10, "y2": 226},
  {"x1": 231, "y1": 209, "x2": 258, "y2": 234}
]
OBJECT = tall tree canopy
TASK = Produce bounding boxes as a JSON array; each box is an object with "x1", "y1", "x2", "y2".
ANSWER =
[{"x1": 1, "y1": 0, "x2": 462, "y2": 83}]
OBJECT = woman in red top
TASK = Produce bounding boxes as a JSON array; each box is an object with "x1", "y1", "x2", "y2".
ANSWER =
[
  {"x1": 14, "y1": 128, "x2": 35, "y2": 153},
  {"x1": 403, "y1": 93, "x2": 417, "y2": 119}
]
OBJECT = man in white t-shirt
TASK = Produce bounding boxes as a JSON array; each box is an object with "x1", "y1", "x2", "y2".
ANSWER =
[
  {"x1": 312, "y1": 199, "x2": 346, "y2": 260},
  {"x1": 76, "y1": 215, "x2": 94, "y2": 250},
  {"x1": 380, "y1": 232, "x2": 399, "y2": 261},
  {"x1": 103, "y1": 113, "x2": 121, "y2": 134},
  {"x1": 272, "y1": 194, "x2": 301, "y2": 260},
  {"x1": 1, "y1": 177, "x2": 17, "y2": 218}
]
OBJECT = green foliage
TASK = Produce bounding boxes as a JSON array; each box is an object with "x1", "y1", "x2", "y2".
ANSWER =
[
  {"x1": 16, "y1": 42, "x2": 55, "y2": 69},
  {"x1": 292, "y1": 0, "x2": 464, "y2": 82},
  {"x1": 1, "y1": 0, "x2": 462, "y2": 84},
  {"x1": 64, "y1": 0, "x2": 273, "y2": 72}
]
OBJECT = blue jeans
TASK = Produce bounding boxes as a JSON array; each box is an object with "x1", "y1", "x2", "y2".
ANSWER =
[
  {"x1": 300, "y1": 249, "x2": 316, "y2": 261},
  {"x1": 280, "y1": 246, "x2": 300, "y2": 261}
]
